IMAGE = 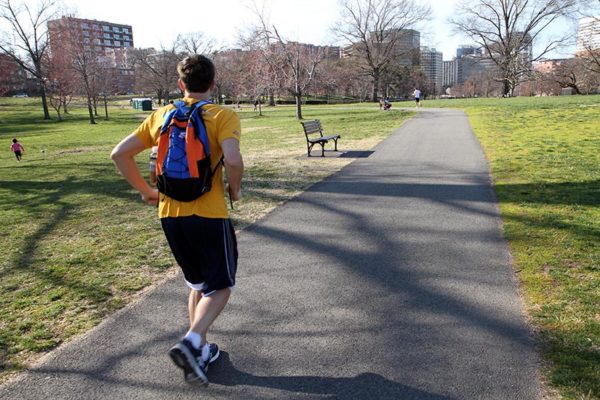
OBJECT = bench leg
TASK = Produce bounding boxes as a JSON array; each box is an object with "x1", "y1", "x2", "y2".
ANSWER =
[
  {"x1": 333, "y1": 138, "x2": 338, "y2": 151},
  {"x1": 320, "y1": 142, "x2": 325, "y2": 157}
]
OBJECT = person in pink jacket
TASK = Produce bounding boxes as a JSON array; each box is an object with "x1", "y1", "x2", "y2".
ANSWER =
[{"x1": 10, "y1": 138, "x2": 24, "y2": 161}]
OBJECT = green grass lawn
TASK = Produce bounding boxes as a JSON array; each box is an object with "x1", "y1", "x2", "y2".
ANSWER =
[
  {"x1": 0, "y1": 98, "x2": 411, "y2": 380},
  {"x1": 426, "y1": 96, "x2": 600, "y2": 400}
]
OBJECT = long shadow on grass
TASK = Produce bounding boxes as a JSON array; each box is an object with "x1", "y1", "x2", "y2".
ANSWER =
[
  {"x1": 0, "y1": 174, "x2": 142, "y2": 281},
  {"x1": 0, "y1": 169, "x2": 304, "y2": 278}
]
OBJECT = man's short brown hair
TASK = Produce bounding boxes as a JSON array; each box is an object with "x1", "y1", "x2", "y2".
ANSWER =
[{"x1": 177, "y1": 54, "x2": 215, "y2": 93}]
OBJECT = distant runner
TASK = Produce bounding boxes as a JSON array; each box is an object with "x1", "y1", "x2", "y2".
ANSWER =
[
  {"x1": 10, "y1": 138, "x2": 24, "y2": 161},
  {"x1": 413, "y1": 88, "x2": 422, "y2": 107}
]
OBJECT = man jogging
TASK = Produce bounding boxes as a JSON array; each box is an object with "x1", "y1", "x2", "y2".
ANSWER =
[
  {"x1": 111, "y1": 54, "x2": 243, "y2": 386},
  {"x1": 413, "y1": 87, "x2": 422, "y2": 107}
]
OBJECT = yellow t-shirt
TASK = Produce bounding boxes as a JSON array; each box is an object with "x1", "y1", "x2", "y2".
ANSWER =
[{"x1": 134, "y1": 98, "x2": 241, "y2": 219}]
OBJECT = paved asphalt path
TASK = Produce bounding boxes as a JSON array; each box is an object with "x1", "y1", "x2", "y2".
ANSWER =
[{"x1": 0, "y1": 108, "x2": 540, "y2": 399}]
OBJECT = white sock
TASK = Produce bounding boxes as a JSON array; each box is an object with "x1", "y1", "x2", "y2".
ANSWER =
[
  {"x1": 184, "y1": 331, "x2": 202, "y2": 350},
  {"x1": 201, "y1": 343, "x2": 211, "y2": 362}
]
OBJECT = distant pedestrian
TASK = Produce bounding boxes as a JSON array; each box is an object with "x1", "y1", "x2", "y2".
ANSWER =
[
  {"x1": 10, "y1": 138, "x2": 24, "y2": 161},
  {"x1": 413, "y1": 88, "x2": 422, "y2": 107},
  {"x1": 383, "y1": 98, "x2": 392, "y2": 110},
  {"x1": 253, "y1": 99, "x2": 259, "y2": 111}
]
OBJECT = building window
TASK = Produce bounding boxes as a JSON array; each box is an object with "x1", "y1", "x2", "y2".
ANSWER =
[
  {"x1": 104, "y1": 33, "x2": 110, "y2": 38},
  {"x1": 83, "y1": 30, "x2": 89, "y2": 36},
  {"x1": 105, "y1": 39, "x2": 111, "y2": 45},
  {"x1": 113, "y1": 26, "x2": 120, "y2": 32},
  {"x1": 114, "y1": 34, "x2": 121, "y2": 39},
  {"x1": 124, "y1": 41, "x2": 131, "y2": 48},
  {"x1": 123, "y1": 28, "x2": 129, "y2": 33},
  {"x1": 81, "y1": 23, "x2": 88, "y2": 28},
  {"x1": 114, "y1": 41, "x2": 121, "y2": 46},
  {"x1": 103, "y1": 25, "x2": 110, "y2": 31}
]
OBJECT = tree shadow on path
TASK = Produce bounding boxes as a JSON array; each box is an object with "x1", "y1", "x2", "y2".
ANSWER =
[{"x1": 209, "y1": 352, "x2": 456, "y2": 400}]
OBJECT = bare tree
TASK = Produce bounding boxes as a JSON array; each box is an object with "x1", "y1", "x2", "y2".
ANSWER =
[
  {"x1": 46, "y1": 50, "x2": 75, "y2": 120},
  {"x1": 246, "y1": 9, "x2": 325, "y2": 119},
  {"x1": 241, "y1": 1, "x2": 327, "y2": 118},
  {"x1": 49, "y1": 18, "x2": 105, "y2": 124},
  {"x1": 238, "y1": 27, "x2": 282, "y2": 107},
  {"x1": 175, "y1": 32, "x2": 216, "y2": 56},
  {"x1": 132, "y1": 45, "x2": 180, "y2": 105},
  {"x1": 450, "y1": 0, "x2": 578, "y2": 97},
  {"x1": 334, "y1": 0, "x2": 431, "y2": 102},
  {"x1": 238, "y1": 49, "x2": 273, "y2": 114},
  {"x1": 0, "y1": 0, "x2": 59, "y2": 119}
]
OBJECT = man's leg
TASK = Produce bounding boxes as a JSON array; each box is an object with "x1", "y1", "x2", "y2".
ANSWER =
[
  {"x1": 189, "y1": 288, "x2": 231, "y2": 344},
  {"x1": 188, "y1": 289, "x2": 202, "y2": 328},
  {"x1": 170, "y1": 288, "x2": 230, "y2": 385}
]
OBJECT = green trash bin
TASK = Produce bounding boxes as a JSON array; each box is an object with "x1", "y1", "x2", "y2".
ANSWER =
[
  {"x1": 131, "y1": 98, "x2": 153, "y2": 111},
  {"x1": 141, "y1": 99, "x2": 152, "y2": 111}
]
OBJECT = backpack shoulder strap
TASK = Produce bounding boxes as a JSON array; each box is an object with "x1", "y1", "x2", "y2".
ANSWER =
[{"x1": 160, "y1": 101, "x2": 186, "y2": 133}]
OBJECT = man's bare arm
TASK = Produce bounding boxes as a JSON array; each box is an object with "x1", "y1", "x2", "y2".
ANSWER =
[
  {"x1": 111, "y1": 133, "x2": 158, "y2": 205},
  {"x1": 221, "y1": 138, "x2": 244, "y2": 201}
]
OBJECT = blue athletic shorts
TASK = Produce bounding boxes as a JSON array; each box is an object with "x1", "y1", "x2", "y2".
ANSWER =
[{"x1": 160, "y1": 215, "x2": 237, "y2": 295}]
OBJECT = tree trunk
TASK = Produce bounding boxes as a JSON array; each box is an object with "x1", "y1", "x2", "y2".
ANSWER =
[
  {"x1": 371, "y1": 70, "x2": 380, "y2": 102},
  {"x1": 40, "y1": 86, "x2": 51, "y2": 120},
  {"x1": 295, "y1": 93, "x2": 303, "y2": 120},
  {"x1": 502, "y1": 79, "x2": 511, "y2": 97},
  {"x1": 86, "y1": 95, "x2": 96, "y2": 124},
  {"x1": 104, "y1": 95, "x2": 109, "y2": 120},
  {"x1": 269, "y1": 91, "x2": 276, "y2": 106}
]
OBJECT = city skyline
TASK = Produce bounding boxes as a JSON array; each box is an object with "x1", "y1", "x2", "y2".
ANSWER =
[{"x1": 60, "y1": 0, "x2": 575, "y2": 61}]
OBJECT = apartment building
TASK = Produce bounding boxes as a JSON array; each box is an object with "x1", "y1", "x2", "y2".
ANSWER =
[
  {"x1": 341, "y1": 28, "x2": 420, "y2": 67},
  {"x1": 577, "y1": 16, "x2": 600, "y2": 53},
  {"x1": 48, "y1": 16, "x2": 134, "y2": 52},
  {"x1": 48, "y1": 16, "x2": 135, "y2": 93},
  {"x1": 443, "y1": 59, "x2": 458, "y2": 88},
  {"x1": 420, "y1": 46, "x2": 443, "y2": 95}
]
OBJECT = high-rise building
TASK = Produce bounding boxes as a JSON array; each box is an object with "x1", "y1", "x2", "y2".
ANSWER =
[
  {"x1": 453, "y1": 45, "x2": 484, "y2": 84},
  {"x1": 47, "y1": 16, "x2": 135, "y2": 93},
  {"x1": 443, "y1": 59, "x2": 458, "y2": 88},
  {"x1": 420, "y1": 46, "x2": 443, "y2": 94},
  {"x1": 382, "y1": 29, "x2": 421, "y2": 67},
  {"x1": 514, "y1": 32, "x2": 533, "y2": 71},
  {"x1": 456, "y1": 45, "x2": 482, "y2": 58},
  {"x1": 342, "y1": 29, "x2": 421, "y2": 66},
  {"x1": 577, "y1": 16, "x2": 600, "y2": 53},
  {"x1": 48, "y1": 16, "x2": 134, "y2": 52}
]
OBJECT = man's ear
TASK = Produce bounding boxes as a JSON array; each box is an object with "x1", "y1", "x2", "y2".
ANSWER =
[{"x1": 178, "y1": 79, "x2": 186, "y2": 92}]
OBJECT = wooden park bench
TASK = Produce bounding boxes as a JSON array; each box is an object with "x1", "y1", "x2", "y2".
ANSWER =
[{"x1": 300, "y1": 119, "x2": 341, "y2": 157}]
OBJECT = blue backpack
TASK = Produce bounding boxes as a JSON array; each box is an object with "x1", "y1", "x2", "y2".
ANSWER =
[{"x1": 155, "y1": 100, "x2": 222, "y2": 202}]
